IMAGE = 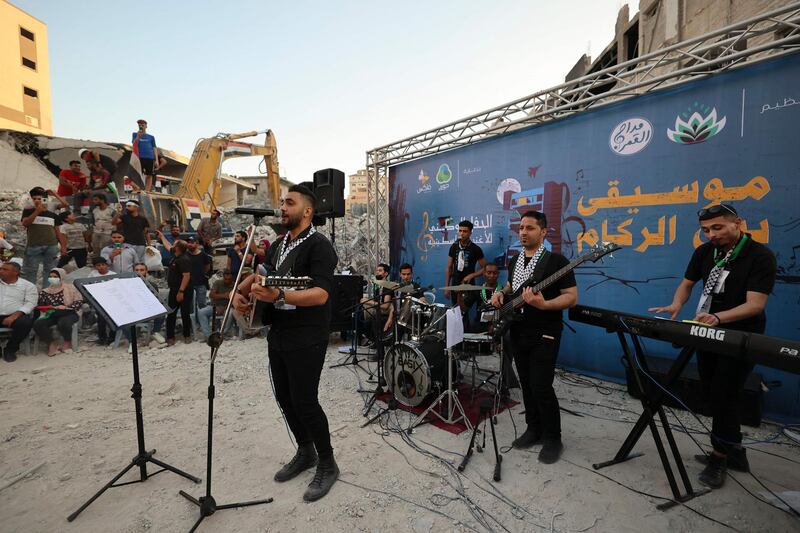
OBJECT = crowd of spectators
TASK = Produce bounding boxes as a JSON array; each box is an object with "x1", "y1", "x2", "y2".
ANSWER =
[{"x1": 0, "y1": 129, "x2": 268, "y2": 360}]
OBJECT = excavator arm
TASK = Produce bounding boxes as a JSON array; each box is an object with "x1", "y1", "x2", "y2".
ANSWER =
[{"x1": 175, "y1": 129, "x2": 281, "y2": 209}]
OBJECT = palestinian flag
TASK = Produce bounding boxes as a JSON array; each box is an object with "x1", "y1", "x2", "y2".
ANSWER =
[{"x1": 107, "y1": 181, "x2": 120, "y2": 203}]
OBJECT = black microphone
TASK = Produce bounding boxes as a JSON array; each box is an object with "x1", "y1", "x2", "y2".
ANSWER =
[{"x1": 234, "y1": 207, "x2": 281, "y2": 217}]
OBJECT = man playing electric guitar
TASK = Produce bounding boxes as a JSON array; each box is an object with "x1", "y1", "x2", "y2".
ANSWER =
[{"x1": 490, "y1": 210, "x2": 578, "y2": 464}]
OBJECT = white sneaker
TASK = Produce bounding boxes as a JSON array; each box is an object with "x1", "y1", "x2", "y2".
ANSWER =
[
  {"x1": 127, "y1": 344, "x2": 133, "y2": 354},
  {"x1": 153, "y1": 332, "x2": 166, "y2": 344}
]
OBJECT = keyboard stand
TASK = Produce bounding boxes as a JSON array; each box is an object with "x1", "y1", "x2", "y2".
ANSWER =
[{"x1": 593, "y1": 330, "x2": 710, "y2": 510}]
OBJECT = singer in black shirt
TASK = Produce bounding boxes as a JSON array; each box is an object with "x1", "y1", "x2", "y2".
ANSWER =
[{"x1": 234, "y1": 185, "x2": 339, "y2": 503}]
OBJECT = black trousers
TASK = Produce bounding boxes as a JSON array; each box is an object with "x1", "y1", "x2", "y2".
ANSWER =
[
  {"x1": 166, "y1": 288, "x2": 193, "y2": 339},
  {"x1": 33, "y1": 310, "x2": 79, "y2": 343},
  {"x1": 696, "y1": 350, "x2": 754, "y2": 455},
  {"x1": 97, "y1": 315, "x2": 109, "y2": 342},
  {"x1": 57, "y1": 249, "x2": 88, "y2": 268},
  {"x1": 0, "y1": 314, "x2": 33, "y2": 354},
  {"x1": 268, "y1": 338, "x2": 332, "y2": 459},
  {"x1": 510, "y1": 329, "x2": 562, "y2": 440}
]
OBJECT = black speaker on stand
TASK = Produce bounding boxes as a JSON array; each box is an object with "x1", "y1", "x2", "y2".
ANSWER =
[{"x1": 313, "y1": 168, "x2": 345, "y2": 219}]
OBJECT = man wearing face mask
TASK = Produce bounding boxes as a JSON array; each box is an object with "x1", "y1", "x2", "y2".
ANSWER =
[
  {"x1": 113, "y1": 199, "x2": 150, "y2": 262},
  {"x1": 33, "y1": 268, "x2": 83, "y2": 356},
  {"x1": 101, "y1": 230, "x2": 138, "y2": 273},
  {"x1": 357, "y1": 263, "x2": 394, "y2": 348}
]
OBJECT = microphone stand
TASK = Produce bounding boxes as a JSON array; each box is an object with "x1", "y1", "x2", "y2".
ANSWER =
[
  {"x1": 179, "y1": 223, "x2": 273, "y2": 532},
  {"x1": 329, "y1": 293, "x2": 380, "y2": 372}
]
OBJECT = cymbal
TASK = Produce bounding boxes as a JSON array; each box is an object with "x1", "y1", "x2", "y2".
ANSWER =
[
  {"x1": 440, "y1": 284, "x2": 484, "y2": 292},
  {"x1": 372, "y1": 279, "x2": 399, "y2": 289},
  {"x1": 395, "y1": 284, "x2": 422, "y2": 294}
]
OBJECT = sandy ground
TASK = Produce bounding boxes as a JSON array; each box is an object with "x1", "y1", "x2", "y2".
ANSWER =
[{"x1": 1, "y1": 334, "x2": 799, "y2": 533}]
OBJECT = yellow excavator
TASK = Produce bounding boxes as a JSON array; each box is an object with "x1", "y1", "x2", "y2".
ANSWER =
[{"x1": 132, "y1": 129, "x2": 280, "y2": 233}]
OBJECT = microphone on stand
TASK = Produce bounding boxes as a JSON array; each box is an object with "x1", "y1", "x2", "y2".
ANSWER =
[{"x1": 234, "y1": 208, "x2": 281, "y2": 217}]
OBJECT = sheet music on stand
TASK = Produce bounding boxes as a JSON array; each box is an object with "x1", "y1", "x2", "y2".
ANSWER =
[{"x1": 76, "y1": 274, "x2": 167, "y2": 329}]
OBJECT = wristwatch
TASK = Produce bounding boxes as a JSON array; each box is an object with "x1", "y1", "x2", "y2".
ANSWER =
[{"x1": 275, "y1": 288, "x2": 286, "y2": 309}]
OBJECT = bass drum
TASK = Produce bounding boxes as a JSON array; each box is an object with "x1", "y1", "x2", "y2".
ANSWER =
[{"x1": 384, "y1": 336, "x2": 453, "y2": 407}]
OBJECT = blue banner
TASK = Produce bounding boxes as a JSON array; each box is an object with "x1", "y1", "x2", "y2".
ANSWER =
[{"x1": 389, "y1": 54, "x2": 800, "y2": 421}]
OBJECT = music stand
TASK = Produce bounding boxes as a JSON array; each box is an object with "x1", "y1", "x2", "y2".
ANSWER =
[{"x1": 68, "y1": 273, "x2": 201, "y2": 522}]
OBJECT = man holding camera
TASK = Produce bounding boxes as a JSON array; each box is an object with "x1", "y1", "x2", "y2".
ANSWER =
[{"x1": 21, "y1": 187, "x2": 68, "y2": 284}]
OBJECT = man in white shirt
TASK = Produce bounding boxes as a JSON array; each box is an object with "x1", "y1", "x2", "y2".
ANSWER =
[
  {"x1": 101, "y1": 231, "x2": 138, "y2": 273},
  {"x1": 0, "y1": 261, "x2": 38, "y2": 361}
]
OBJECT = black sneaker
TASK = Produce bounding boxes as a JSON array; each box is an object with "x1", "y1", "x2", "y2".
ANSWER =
[
  {"x1": 274, "y1": 444, "x2": 318, "y2": 483},
  {"x1": 3, "y1": 350, "x2": 17, "y2": 362},
  {"x1": 698, "y1": 454, "x2": 727, "y2": 489},
  {"x1": 538, "y1": 439, "x2": 563, "y2": 464},
  {"x1": 695, "y1": 448, "x2": 749, "y2": 473},
  {"x1": 303, "y1": 456, "x2": 339, "y2": 502},
  {"x1": 512, "y1": 427, "x2": 542, "y2": 449}
]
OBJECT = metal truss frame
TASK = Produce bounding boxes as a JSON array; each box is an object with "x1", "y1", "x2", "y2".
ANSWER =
[{"x1": 363, "y1": 2, "x2": 800, "y2": 271}]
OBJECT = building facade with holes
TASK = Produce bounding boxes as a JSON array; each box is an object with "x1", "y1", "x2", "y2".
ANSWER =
[{"x1": 0, "y1": 0, "x2": 52, "y2": 135}]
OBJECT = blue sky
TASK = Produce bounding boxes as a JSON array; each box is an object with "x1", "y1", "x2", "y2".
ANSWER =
[{"x1": 15, "y1": 0, "x2": 638, "y2": 184}]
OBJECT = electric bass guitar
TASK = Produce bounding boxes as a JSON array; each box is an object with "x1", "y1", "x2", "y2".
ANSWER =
[{"x1": 491, "y1": 242, "x2": 620, "y2": 338}]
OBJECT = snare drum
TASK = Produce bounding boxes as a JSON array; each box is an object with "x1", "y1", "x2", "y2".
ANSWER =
[{"x1": 384, "y1": 336, "x2": 455, "y2": 407}]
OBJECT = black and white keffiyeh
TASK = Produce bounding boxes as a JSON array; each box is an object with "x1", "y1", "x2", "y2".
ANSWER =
[
  {"x1": 276, "y1": 225, "x2": 316, "y2": 270},
  {"x1": 511, "y1": 246, "x2": 546, "y2": 292}
]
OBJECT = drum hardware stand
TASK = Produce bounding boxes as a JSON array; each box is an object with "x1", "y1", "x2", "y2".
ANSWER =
[
  {"x1": 361, "y1": 292, "x2": 407, "y2": 428},
  {"x1": 179, "y1": 223, "x2": 273, "y2": 531},
  {"x1": 459, "y1": 399, "x2": 502, "y2": 481},
  {"x1": 411, "y1": 345, "x2": 472, "y2": 431},
  {"x1": 330, "y1": 297, "x2": 376, "y2": 373},
  {"x1": 68, "y1": 277, "x2": 201, "y2": 523}
]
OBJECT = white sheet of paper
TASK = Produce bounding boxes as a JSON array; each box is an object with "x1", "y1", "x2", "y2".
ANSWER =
[
  {"x1": 83, "y1": 277, "x2": 167, "y2": 328},
  {"x1": 446, "y1": 306, "x2": 464, "y2": 349}
]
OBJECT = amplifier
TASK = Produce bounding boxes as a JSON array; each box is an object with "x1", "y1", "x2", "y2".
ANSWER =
[
  {"x1": 329, "y1": 274, "x2": 364, "y2": 332},
  {"x1": 624, "y1": 355, "x2": 763, "y2": 427}
]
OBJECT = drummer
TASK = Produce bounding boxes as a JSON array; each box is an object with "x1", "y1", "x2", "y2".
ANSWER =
[
  {"x1": 461, "y1": 262, "x2": 520, "y2": 397},
  {"x1": 398, "y1": 263, "x2": 427, "y2": 302},
  {"x1": 359, "y1": 263, "x2": 394, "y2": 349},
  {"x1": 462, "y1": 262, "x2": 500, "y2": 333}
]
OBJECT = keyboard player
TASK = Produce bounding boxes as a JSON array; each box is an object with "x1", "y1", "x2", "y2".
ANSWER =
[{"x1": 649, "y1": 204, "x2": 776, "y2": 489}]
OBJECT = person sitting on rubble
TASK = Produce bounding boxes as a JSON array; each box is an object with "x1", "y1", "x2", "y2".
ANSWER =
[
  {"x1": 0, "y1": 228, "x2": 16, "y2": 262},
  {"x1": 87, "y1": 159, "x2": 111, "y2": 195},
  {"x1": 78, "y1": 148, "x2": 117, "y2": 177},
  {"x1": 87, "y1": 256, "x2": 116, "y2": 345},
  {"x1": 33, "y1": 267, "x2": 83, "y2": 357}
]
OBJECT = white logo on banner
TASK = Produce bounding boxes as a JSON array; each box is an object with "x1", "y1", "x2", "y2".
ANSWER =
[{"x1": 609, "y1": 117, "x2": 653, "y2": 155}]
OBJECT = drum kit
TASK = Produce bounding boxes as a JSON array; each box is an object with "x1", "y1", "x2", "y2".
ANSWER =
[{"x1": 371, "y1": 281, "x2": 503, "y2": 426}]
